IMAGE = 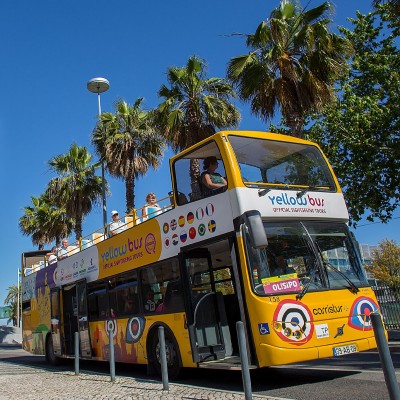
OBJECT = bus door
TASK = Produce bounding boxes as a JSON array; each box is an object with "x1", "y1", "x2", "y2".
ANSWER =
[
  {"x1": 183, "y1": 249, "x2": 231, "y2": 363},
  {"x1": 61, "y1": 280, "x2": 91, "y2": 358},
  {"x1": 50, "y1": 288, "x2": 62, "y2": 356}
]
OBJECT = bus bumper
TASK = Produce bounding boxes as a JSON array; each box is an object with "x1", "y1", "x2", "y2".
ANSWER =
[{"x1": 258, "y1": 336, "x2": 378, "y2": 367}]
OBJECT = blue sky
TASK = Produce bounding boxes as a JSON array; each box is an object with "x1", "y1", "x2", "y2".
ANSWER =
[{"x1": 0, "y1": 1, "x2": 398, "y2": 320}]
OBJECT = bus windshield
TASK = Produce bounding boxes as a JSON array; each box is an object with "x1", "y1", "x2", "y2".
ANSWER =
[
  {"x1": 246, "y1": 221, "x2": 368, "y2": 296},
  {"x1": 229, "y1": 135, "x2": 335, "y2": 190}
]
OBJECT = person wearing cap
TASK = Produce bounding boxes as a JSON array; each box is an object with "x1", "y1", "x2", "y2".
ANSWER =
[{"x1": 109, "y1": 210, "x2": 127, "y2": 236}]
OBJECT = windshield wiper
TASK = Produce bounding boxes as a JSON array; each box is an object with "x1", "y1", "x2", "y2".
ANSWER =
[
  {"x1": 258, "y1": 184, "x2": 292, "y2": 197},
  {"x1": 324, "y1": 261, "x2": 360, "y2": 294},
  {"x1": 296, "y1": 260, "x2": 319, "y2": 301},
  {"x1": 296, "y1": 185, "x2": 333, "y2": 199}
]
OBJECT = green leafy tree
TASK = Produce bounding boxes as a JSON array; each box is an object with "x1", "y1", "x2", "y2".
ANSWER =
[
  {"x1": 308, "y1": 4, "x2": 400, "y2": 223},
  {"x1": 19, "y1": 195, "x2": 52, "y2": 250},
  {"x1": 372, "y1": 0, "x2": 400, "y2": 15},
  {"x1": 227, "y1": 0, "x2": 352, "y2": 137},
  {"x1": 155, "y1": 55, "x2": 240, "y2": 188},
  {"x1": 47, "y1": 144, "x2": 104, "y2": 240},
  {"x1": 4, "y1": 285, "x2": 20, "y2": 327},
  {"x1": 365, "y1": 239, "x2": 400, "y2": 300},
  {"x1": 19, "y1": 194, "x2": 73, "y2": 249},
  {"x1": 92, "y1": 98, "x2": 165, "y2": 212}
]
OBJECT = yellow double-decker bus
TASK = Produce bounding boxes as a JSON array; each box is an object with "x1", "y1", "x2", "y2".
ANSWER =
[{"x1": 21, "y1": 131, "x2": 380, "y2": 378}]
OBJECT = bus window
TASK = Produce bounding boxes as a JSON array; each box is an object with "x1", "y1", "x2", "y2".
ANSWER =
[
  {"x1": 87, "y1": 281, "x2": 108, "y2": 320},
  {"x1": 173, "y1": 141, "x2": 227, "y2": 203},
  {"x1": 213, "y1": 267, "x2": 234, "y2": 295},
  {"x1": 108, "y1": 272, "x2": 139, "y2": 317},
  {"x1": 140, "y1": 259, "x2": 183, "y2": 314}
]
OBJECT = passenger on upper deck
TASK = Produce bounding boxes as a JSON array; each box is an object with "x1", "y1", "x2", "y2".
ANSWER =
[
  {"x1": 46, "y1": 246, "x2": 58, "y2": 265},
  {"x1": 58, "y1": 239, "x2": 69, "y2": 260},
  {"x1": 142, "y1": 193, "x2": 162, "y2": 221},
  {"x1": 200, "y1": 156, "x2": 227, "y2": 194},
  {"x1": 109, "y1": 210, "x2": 127, "y2": 236}
]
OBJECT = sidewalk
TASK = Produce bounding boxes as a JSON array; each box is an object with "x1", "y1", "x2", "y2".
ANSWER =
[{"x1": 0, "y1": 360, "x2": 281, "y2": 400}]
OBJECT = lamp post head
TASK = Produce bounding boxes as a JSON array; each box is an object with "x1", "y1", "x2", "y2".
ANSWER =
[{"x1": 87, "y1": 77, "x2": 110, "y2": 94}]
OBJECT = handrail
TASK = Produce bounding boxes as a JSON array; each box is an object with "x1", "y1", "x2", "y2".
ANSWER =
[{"x1": 24, "y1": 193, "x2": 174, "y2": 275}]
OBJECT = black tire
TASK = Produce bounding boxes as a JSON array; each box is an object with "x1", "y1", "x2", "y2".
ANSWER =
[
  {"x1": 149, "y1": 327, "x2": 182, "y2": 380},
  {"x1": 45, "y1": 334, "x2": 60, "y2": 366}
]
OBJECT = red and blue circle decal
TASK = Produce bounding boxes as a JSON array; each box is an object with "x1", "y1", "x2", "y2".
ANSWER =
[
  {"x1": 180, "y1": 231, "x2": 187, "y2": 243},
  {"x1": 172, "y1": 234, "x2": 179, "y2": 245},
  {"x1": 206, "y1": 203, "x2": 214, "y2": 216},
  {"x1": 170, "y1": 219, "x2": 177, "y2": 231},
  {"x1": 126, "y1": 316, "x2": 146, "y2": 343},
  {"x1": 273, "y1": 300, "x2": 314, "y2": 345},
  {"x1": 348, "y1": 297, "x2": 378, "y2": 331}
]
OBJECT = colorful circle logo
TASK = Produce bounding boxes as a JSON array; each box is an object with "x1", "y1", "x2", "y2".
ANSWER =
[
  {"x1": 198, "y1": 224, "x2": 206, "y2": 236},
  {"x1": 178, "y1": 215, "x2": 185, "y2": 227},
  {"x1": 172, "y1": 234, "x2": 179, "y2": 245},
  {"x1": 163, "y1": 223, "x2": 169, "y2": 234},
  {"x1": 206, "y1": 203, "x2": 215, "y2": 216},
  {"x1": 145, "y1": 233, "x2": 156, "y2": 254},
  {"x1": 208, "y1": 220, "x2": 216, "y2": 233},
  {"x1": 273, "y1": 300, "x2": 314, "y2": 344},
  {"x1": 196, "y1": 208, "x2": 204, "y2": 220},
  {"x1": 189, "y1": 227, "x2": 196, "y2": 239},
  {"x1": 126, "y1": 316, "x2": 146, "y2": 343},
  {"x1": 180, "y1": 231, "x2": 187, "y2": 243},
  {"x1": 105, "y1": 320, "x2": 118, "y2": 338},
  {"x1": 348, "y1": 297, "x2": 378, "y2": 331},
  {"x1": 187, "y1": 212, "x2": 195, "y2": 224},
  {"x1": 170, "y1": 219, "x2": 177, "y2": 231}
]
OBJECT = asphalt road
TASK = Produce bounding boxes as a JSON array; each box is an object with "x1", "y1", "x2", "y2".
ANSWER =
[{"x1": 0, "y1": 347, "x2": 399, "y2": 400}]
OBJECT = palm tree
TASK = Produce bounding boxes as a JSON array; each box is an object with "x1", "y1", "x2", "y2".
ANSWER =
[
  {"x1": 372, "y1": 0, "x2": 400, "y2": 15},
  {"x1": 19, "y1": 193, "x2": 74, "y2": 249},
  {"x1": 227, "y1": 0, "x2": 353, "y2": 137},
  {"x1": 92, "y1": 98, "x2": 165, "y2": 212},
  {"x1": 156, "y1": 55, "x2": 240, "y2": 151},
  {"x1": 4, "y1": 285, "x2": 20, "y2": 327},
  {"x1": 47, "y1": 144, "x2": 104, "y2": 240},
  {"x1": 155, "y1": 55, "x2": 240, "y2": 189}
]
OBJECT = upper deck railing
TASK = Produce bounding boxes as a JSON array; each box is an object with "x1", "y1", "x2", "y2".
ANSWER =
[{"x1": 23, "y1": 193, "x2": 174, "y2": 276}]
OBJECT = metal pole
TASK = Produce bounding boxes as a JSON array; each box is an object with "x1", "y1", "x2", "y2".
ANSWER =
[
  {"x1": 371, "y1": 312, "x2": 400, "y2": 400},
  {"x1": 109, "y1": 329, "x2": 116, "y2": 382},
  {"x1": 236, "y1": 321, "x2": 253, "y2": 400},
  {"x1": 97, "y1": 91, "x2": 107, "y2": 231},
  {"x1": 158, "y1": 326, "x2": 169, "y2": 391},
  {"x1": 74, "y1": 331, "x2": 79, "y2": 375},
  {"x1": 17, "y1": 269, "x2": 19, "y2": 327}
]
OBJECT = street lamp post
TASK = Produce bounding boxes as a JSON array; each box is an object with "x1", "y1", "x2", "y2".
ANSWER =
[{"x1": 87, "y1": 77, "x2": 110, "y2": 230}]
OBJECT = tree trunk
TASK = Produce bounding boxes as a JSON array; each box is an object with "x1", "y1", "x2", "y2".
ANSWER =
[
  {"x1": 286, "y1": 112, "x2": 305, "y2": 138},
  {"x1": 125, "y1": 177, "x2": 135, "y2": 214},
  {"x1": 74, "y1": 215, "x2": 83, "y2": 241}
]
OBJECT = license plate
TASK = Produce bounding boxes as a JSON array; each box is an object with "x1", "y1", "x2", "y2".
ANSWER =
[{"x1": 333, "y1": 344, "x2": 357, "y2": 356}]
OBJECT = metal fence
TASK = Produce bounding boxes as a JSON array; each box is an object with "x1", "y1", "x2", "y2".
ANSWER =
[{"x1": 371, "y1": 281, "x2": 400, "y2": 329}]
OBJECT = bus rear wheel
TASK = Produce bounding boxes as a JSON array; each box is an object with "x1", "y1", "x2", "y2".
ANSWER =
[
  {"x1": 45, "y1": 334, "x2": 60, "y2": 366},
  {"x1": 150, "y1": 327, "x2": 182, "y2": 380}
]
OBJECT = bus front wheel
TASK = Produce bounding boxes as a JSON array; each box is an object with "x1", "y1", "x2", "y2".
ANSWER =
[
  {"x1": 149, "y1": 327, "x2": 182, "y2": 380},
  {"x1": 45, "y1": 334, "x2": 60, "y2": 366}
]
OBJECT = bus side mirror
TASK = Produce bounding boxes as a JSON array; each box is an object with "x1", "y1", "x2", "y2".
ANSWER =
[{"x1": 244, "y1": 210, "x2": 268, "y2": 249}]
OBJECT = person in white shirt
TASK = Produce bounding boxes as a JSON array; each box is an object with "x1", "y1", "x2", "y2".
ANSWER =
[
  {"x1": 109, "y1": 210, "x2": 127, "y2": 236},
  {"x1": 58, "y1": 239, "x2": 69, "y2": 260},
  {"x1": 46, "y1": 246, "x2": 58, "y2": 265}
]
